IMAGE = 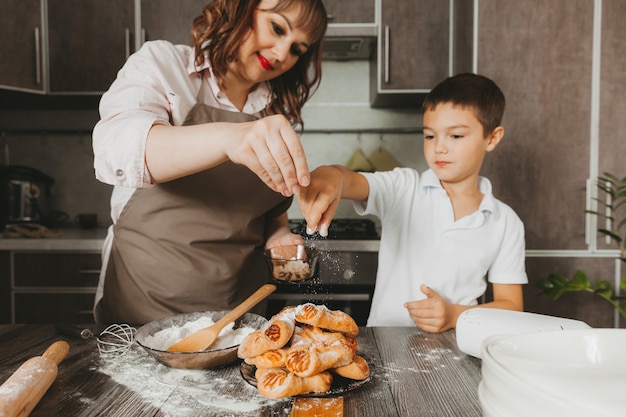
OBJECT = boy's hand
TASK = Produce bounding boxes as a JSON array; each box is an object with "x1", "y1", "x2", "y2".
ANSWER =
[
  {"x1": 405, "y1": 285, "x2": 462, "y2": 333},
  {"x1": 296, "y1": 166, "x2": 344, "y2": 236}
]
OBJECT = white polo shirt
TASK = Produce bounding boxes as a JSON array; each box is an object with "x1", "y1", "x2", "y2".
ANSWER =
[{"x1": 355, "y1": 168, "x2": 527, "y2": 327}]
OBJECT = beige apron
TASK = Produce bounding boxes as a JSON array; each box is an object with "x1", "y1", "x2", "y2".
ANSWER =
[{"x1": 96, "y1": 79, "x2": 291, "y2": 325}]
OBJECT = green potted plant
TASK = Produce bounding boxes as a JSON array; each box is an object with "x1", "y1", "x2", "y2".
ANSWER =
[{"x1": 536, "y1": 173, "x2": 626, "y2": 320}]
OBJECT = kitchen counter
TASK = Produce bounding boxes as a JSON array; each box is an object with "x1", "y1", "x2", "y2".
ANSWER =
[
  {"x1": 0, "y1": 227, "x2": 109, "y2": 251},
  {"x1": 0, "y1": 226, "x2": 380, "y2": 252},
  {"x1": 0, "y1": 325, "x2": 482, "y2": 417}
]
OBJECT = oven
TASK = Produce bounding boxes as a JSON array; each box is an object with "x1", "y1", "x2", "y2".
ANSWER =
[{"x1": 266, "y1": 219, "x2": 380, "y2": 326}]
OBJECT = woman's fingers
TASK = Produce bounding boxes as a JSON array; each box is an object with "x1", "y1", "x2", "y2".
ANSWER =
[{"x1": 229, "y1": 115, "x2": 309, "y2": 196}]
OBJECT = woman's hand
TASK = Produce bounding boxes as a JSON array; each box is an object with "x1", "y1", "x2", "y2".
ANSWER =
[
  {"x1": 145, "y1": 115, "x2": 309, "y2": 196},
  {"x1": 265, "y1": 230, "x2": 303, "y2": 250},
  {"x1": 228, "y1": 114, "x2": 310, "y2": 197}
]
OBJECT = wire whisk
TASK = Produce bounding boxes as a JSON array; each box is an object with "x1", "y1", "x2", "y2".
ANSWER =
[{"x1": 97, "y1": 323, "x2": 137, "y2": 355}]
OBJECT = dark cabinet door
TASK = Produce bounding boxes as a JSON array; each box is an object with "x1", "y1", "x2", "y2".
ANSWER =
[
  {"x1": 322, "y1": 0, "x2": 375, "y2": 23},
  {"x1": 0, "y1": 0, "x2": 45, "y2": 92},
  {"x1": 379, "y1": 0, "x2": 449, "y2": 91},
  {"x1": 140, "y1": 0, "x2": 207, "y2": 46},
  {"x1": 12, "y1": 252, "x2": 101, "y2": 324},
  {"x1": 476, "y1": 0, "x2": 594, "y2": 250},
  {"x1": 47, "y1": 0, "x2": 135, "y2": 93},
  {"x1": 598, "y1": 0, "x2": 626, "y2": 251},
  {"x1": 371, "y1": 0, "x2": 459, "y2": 107}
]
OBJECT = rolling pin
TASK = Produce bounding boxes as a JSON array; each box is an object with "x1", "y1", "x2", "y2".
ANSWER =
[{"x1": 0, "y1": 340, "x2": 70, "y2": 417}]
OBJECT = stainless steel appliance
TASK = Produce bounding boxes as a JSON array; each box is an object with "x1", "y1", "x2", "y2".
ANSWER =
[
  {"x1": 0, "y1": 165, "x2": 54, "y2": 225},
  {"x1": 267, "y1": 219, "x2": 379, "y2": 325}
]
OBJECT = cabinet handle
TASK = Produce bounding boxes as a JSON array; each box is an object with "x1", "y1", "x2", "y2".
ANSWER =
[
  {"x1": 585, "y1": 178, "x2": 591, "y2": 246},
  {"x1": 124, "y1": 28, "x2": 130, "y2": 60},
  {"x1": 141, "y1": 28, "x2": 146, "y2": 44},
  {"x1": 326, "y1": 13, "x2": 334, "y2": 21},
  {"x1": 34, "y1": 27, "x2": 41, "y2": 85},
  {"x1": 384, "y1": 25, "x2": 390, "y2": 84}
]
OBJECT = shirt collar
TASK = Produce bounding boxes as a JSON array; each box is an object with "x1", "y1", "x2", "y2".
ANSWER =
[
  {"x1": 421, "y1": 168, "x2": 498, "y2": 215},
  {"x1": 188, "y1": 50, "x2": 271, "y2": 114}
]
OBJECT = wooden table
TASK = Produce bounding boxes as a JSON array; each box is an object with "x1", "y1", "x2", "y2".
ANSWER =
[{"x1": 0, "y1": 325, "x2": 483, "y2": 416}]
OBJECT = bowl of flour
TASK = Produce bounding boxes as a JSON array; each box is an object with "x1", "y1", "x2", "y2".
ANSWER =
[{"x1": 135, "y1": 311, "x2": 267, "y2": 369}]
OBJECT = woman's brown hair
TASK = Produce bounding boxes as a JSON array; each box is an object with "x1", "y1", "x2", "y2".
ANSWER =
[{"x1": 191, "y1": 0, "x2": 327, "y2": 127}]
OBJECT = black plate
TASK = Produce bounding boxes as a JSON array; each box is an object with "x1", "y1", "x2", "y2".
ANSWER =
[{"x1": 240, "y1": 354, "x2": 373, "y2": 398}]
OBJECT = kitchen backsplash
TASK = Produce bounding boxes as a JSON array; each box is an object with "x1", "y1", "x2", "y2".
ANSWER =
[{"x1": 0, "y1": 60, "x2": 427, "y2": 226}]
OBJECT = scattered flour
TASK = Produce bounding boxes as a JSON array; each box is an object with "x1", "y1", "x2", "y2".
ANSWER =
[
  {"x1": 93, "y1": 318, "x2": 273, "y2": 416},
  {"x1": 142, "y1": 317, "x2": 254, "y2": 351},
  {"x1": 97, "y1": 345, "x2": 277, "y2": 416}
]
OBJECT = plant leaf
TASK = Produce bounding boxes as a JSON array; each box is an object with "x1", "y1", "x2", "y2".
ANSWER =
[
  {"x1": 593, "y1": 280, "x2": 613, "y2": 300},
  {"x1": 570, "y1": 270, "x2": 590, "y2": 290}
]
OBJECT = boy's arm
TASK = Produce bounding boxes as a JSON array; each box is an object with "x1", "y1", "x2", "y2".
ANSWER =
[
  {"x1": 297, "y1": 165, "x2": 369, "y2": 236},
  {"x1": 405, "y1": 283, "x2": 524, "y2": 333}
]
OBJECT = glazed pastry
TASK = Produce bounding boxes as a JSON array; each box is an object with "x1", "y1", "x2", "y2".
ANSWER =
[
  {"x1": 244, "y1": 348, "x2": 287, "y2": 369},
  {"x1": 294, "y1": 303, "x2": 359, "y2": 336},
  {"x1": 285, "y1": 341, "x2": 354, "y2": 377},
  {"x1": 255, "y1": 368, "x2": 332, "y2": 399},
  {"x1": 333, "y1": 354, "x2": 370, "y2": 380},
  {"x1": 238, "y1": 315, "x2": 295, "y2": 359},
  {"x1": 291, "y1": 324, "x2": 347, "y2": 347}
]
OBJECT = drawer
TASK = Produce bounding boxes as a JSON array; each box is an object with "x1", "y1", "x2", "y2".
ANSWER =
[
  {"x1": 13, "y1": 292, "x2": 96, "y2": 324},
  {"x1": 13, "y1": 252, "x2": 101, "y2": 287}
]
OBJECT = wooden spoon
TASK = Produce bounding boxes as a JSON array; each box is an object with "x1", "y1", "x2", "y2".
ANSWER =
[{"x1": 166, "y1": 284, "x2": 277, "y2": 352}]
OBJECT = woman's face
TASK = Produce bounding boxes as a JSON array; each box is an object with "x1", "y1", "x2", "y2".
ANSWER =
[{"x1": 234, "y1": 0, "x2": 311, "y2": 86}]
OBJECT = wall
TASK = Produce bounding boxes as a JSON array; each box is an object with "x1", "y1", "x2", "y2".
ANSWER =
[{"x1": 0, "y1": 60, "x2": 427, "y2": 227}]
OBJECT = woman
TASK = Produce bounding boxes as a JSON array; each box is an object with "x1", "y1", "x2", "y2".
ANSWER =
[{"x1": 92, "y1": 0, "x2": 327, "y2": 325}]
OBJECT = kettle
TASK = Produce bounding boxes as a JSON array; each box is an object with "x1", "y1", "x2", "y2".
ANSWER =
[{"x1": 0, "y1": 165, "x2": 55, "y2": 225}]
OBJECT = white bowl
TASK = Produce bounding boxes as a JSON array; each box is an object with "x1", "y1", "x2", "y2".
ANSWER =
[
  {"x1": 480, "y1": 340, "x2": 588, "y2": 417},
  {"x1": 483, "y1": 329, "x2": 626, "y2": 416}
]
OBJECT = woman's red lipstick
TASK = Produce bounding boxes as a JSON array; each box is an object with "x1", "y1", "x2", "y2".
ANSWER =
[{"x1": 257, "y1": 53, "x2": 273, "y2": 71}]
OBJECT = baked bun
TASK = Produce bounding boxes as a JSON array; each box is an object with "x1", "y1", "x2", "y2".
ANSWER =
[
  {"x1": 285, "y1": 341, "x2": 354, "y2": 377},
  {"x1": 291, "y1": 324, "x2": 347, "y2": 347},
  {"x1": 238, "y1": 314, "x2": 295, "y2": 359},
  {"x1": 244, "y1": 348, "x2": 287, "y2": 369},
  {"x1": 294, "y1": 303, "x2": 359, "y2": 336},
  {"x1": 255, "y1": 368, "x2": 332, "y2": 399},
  {"x1": 333, "y1": 354, "x2": 370, "y2": 380}
]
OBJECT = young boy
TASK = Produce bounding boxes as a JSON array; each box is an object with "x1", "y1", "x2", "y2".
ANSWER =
[{"x1": 297, "y1": 73, "x2": 527, "y2": 331}]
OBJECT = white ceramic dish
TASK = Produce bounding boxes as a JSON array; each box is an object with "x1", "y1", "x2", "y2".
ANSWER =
[{"x1": 481, "y1": 329, "x2": 626, "y2": 417}]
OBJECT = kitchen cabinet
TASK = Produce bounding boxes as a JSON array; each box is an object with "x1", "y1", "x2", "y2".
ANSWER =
[
  {"x1": 47, "y1": 0, "x2": 135, "y2": 93},
  {"x1": 598, "y1": 0, "x2": 626, "y2": 251},
  {"x1": 474, "y1": 0, "x2": 625, "y2": 328},
  {"x1": 370, "y1": 0, "x2": 474, "y2": 107},
  {"x1": 322, "y1": 0, "x2": 375, "y2": 24},
  {"x1": 0, "y1": 0, "x2": 45, "y2": 93},
  {"x1": 476, "y1": 0, "x2": 594, "y2": 251},
  {"x1": 5, "y1": 251, "x2": 101, "y2": 324},
  {"x1": 139, "y1": 0, "x2": 206, "y2": 47}
]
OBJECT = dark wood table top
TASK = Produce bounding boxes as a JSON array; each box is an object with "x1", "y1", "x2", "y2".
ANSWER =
[{"x1": 0, "y1": 325, "x2": 483, "y2": 417}]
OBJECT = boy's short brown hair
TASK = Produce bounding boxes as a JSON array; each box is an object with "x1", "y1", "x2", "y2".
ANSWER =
[{"x1": 422, "y1": 73, "x2": 505, "y2": 136}]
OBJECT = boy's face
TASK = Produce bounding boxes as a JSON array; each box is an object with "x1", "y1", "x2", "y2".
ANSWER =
[{"x1": 422, "y1": 103, "x2": 503, "y2": 186}]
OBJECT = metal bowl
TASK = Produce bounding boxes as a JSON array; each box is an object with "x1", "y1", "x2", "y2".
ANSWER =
[
  {"x1": 264, "y1": 244, "x2": 320, "y2": 283},
  {"x1": 135, "y1": 311, "x2": 267, "y2": 370}
]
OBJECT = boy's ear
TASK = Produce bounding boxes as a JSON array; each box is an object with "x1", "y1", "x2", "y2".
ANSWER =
[{"x1": 485, "y1": 126, "x2": 504, "y2": 152}]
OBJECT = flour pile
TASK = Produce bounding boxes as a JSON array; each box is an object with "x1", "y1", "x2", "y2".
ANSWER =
[{"x1": 142, "y1": 317, "x2": 254, "y2": 351}]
